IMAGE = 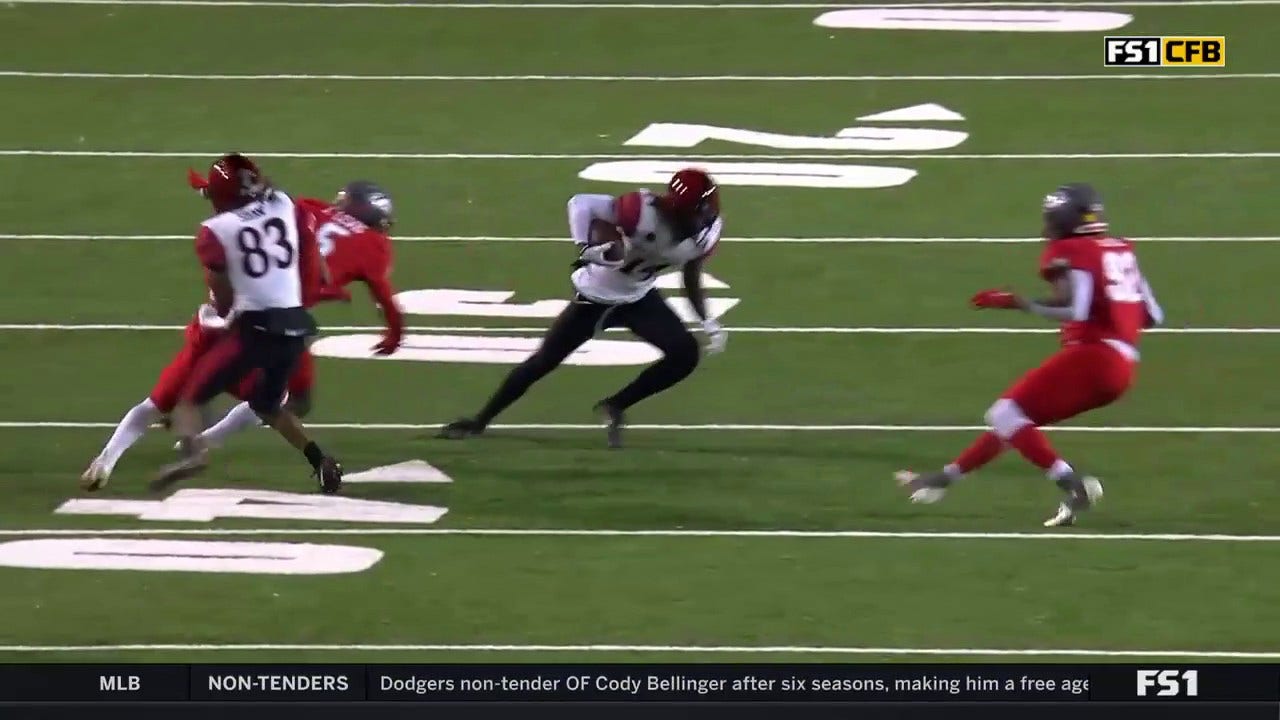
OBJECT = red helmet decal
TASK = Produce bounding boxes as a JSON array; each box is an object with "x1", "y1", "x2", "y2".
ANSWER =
[
  {"x1": 666, "y1": 168, "x2": 720, "y2": 229},
  {"x1": 204, "y1": 153, "x2": 266, "y2": 211}
]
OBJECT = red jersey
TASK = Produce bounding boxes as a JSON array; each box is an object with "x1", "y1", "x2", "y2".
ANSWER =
[
  {"x1": 296, "y1": 198, "x2": 403, "y2": 341},
  {"x1": 1039, "y1": 235, "x2": 1152, "y2": 348}
]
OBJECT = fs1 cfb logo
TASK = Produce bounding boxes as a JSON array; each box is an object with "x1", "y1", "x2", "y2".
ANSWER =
[
  {"x1": 1104, "y1": 37, "x2": 1226, "y2": 67},
  {"x1": 1136, "y1": 670, "x2": 1199, "y2": 697}
]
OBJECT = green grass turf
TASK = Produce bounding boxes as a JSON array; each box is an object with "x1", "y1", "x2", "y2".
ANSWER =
[{"x1": 0, "y1": 0, "x2": 1277, "y2": 663}]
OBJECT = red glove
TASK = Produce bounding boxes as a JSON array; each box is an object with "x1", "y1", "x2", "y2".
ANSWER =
[
  {"x1": 187, "y1": 168, "x2": 209, "y2": 194},
  {"x1": 372, "y1": 330, "x2": 402, "y2": 356},
  {"x1": 970, "y1": 289, "x2": 1021, "y2": 310}
]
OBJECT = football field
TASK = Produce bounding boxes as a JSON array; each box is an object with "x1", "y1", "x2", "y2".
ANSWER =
[{"x1": 2, "y1": 0, "x2": 1279, "y2": 664}]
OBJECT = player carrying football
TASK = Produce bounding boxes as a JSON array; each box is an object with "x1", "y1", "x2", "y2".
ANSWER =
[
  {"x1": 189, "y1": 181, "x2": 403, "y2": 449},
  {"x1": 897, "y1": 183, "x2": 1165, "y2": 527},
  {"x1": 438, "y1": 168, "x2": 728, "y2": 448}
]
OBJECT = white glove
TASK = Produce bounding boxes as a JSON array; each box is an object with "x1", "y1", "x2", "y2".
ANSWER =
[
  {"x1": 701, "y1": 318, "x2": 728, "y2": 354},
  {"x1": 578, "y1": 242, "x2": 626, "y2": 268},
  {"x1": 197, "y1": 303, "x2": 234, "y2": 330}
]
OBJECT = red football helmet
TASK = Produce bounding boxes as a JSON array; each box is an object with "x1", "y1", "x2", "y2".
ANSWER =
[
  {"x1": 664, "y1": 168, "x2": 720, "y2": 232},
  {"x1": 200, "y1": 153, "x2": 268, "y2": 212}
]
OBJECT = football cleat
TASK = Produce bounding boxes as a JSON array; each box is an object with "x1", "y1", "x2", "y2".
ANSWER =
[
  {"x1": 1044, "y1": 473, "x2": 1103, "y2": 527},
  {"x1": 315, "y1": 456, "x2": 344, "y2": 495},
  {"x1": 80, "y1": 458, "x2": 111, "y2": 492},
  {"x1": 150, "y1": 437, "x2": 209, "y2": 493},
  {"x1": 436, "y1": 417, "x2": 486, "y2": 440},
  {"x1": 594, "y1": 401, "x2": 625, "y2": 449},
  {"x1": 895, "y1": 469, "x2": 951, "y2": 504}
]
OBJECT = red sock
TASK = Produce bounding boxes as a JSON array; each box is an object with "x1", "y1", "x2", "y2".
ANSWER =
[
  {"x1": 1008, "y1": 425, "x2": 1060, "y2": 470},
  {"x1": 954, "y1": 432, "x2": 1004, "y2": 474}
]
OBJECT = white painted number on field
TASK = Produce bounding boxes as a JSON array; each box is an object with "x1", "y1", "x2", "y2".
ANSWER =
[
  {"x1": 313, "y1": 272, "x2": 738, "y2": 366},
  {"x1": 0, "y1": 538, "x2": 383, "y2": 575},
  {"x1": 586, "y1": 110, "x2": 968, "y2": 189},
  {"x1": 393, "y1": 282, "x2": 738, "y2": 323},
  {"x1": 394, "y1": 289, "x2": 569, "y2": 318},
  {"x1": 813, "y1": 9, "x2": 1133, "y2": 33},
  {"x1": 344, "y1": 460, "x2": 454, "y2": 484},
  {"x1": 624, "y1": 122, "x2": 967, "y2": 151},
  {"x1": 857, "y1": 104, "x2": 965, "y2": 123},
  {"x1": 580, "y1": 161, "x2": 916, "y2": 189},
  {"x1": 55, "y1": 488, "x2": 448, "y2": 524},
  {"x1": 313, "y1": 333, "x2": 664, "y2": 366}
]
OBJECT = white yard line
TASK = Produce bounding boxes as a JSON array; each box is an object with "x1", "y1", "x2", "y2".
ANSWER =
[
  {"x1": 2, "y1": 71, "x2": 1277, "y2": 82},
  {"x1": 2, "y1": 421, "x2": 1278, "y2": 432},
  {"x1": 6, "y1": 234, "x2": 1280, "y2": 243},
  {"x1": 1, "y1": 528, "x2": 1279, "y2": 542},
  {"x1": 7, "y1": 0, "x2": 1280, "y2": 9},
  {"x1": 2, "y1": 642, "x2": 1277, "y2": 658},
  {"x1": 4, "y1": 149, "x2": 1278, "y2": 160},
  {"x1": 0, "y1": 642, "x2": 1275, "y2": 659},
  {"x1": 0, "y1": 323, "x2": 1276, "y2": 335}
]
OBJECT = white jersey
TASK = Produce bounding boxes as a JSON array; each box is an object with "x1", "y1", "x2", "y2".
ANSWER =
[
  {"x1": 568, "y1": 191, "x2": 722, "y2": 304},
  {"x1": 201, "y1": 192, "x2": 305, "y2": 312}
]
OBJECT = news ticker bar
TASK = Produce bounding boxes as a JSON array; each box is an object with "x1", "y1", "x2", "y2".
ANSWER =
[{"x1": 0, "y1": 664, "x2": 1276, "y2": 703}]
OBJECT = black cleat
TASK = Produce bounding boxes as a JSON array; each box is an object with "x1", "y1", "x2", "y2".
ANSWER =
[
  {"x1": 151, "y1": 438, "x2": 209, "y2": 493},
  {"x1": 315, "y1": 456, "x2": 344, "y2": 495},
  {"x1": 436, "y1": 418, "x2": 486, "y2": 440},
  {"x1": 594, "y1": 402, "x2": 625, "y2": 449}
]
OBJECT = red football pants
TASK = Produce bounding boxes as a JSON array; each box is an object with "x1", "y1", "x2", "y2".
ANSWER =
[
  {"x1": 150, "y1": 324, "x2": 315, "y2": 414},
  {"x1": 1002, "y1": 343, "x2": 1135, "y2": 425}
]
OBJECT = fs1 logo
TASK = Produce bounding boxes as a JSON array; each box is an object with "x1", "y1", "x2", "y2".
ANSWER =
[
  {"x1": 1136, "y1": 669, "x2": 1199, "y2": 697},
  {"x1": 1104, "y1": 37, "x2": 1226, "y2": 67}
]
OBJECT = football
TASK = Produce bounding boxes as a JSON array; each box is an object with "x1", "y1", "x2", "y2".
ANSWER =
[{"x1": 588, "y1": 218, "x2": 626, "y2": 262}]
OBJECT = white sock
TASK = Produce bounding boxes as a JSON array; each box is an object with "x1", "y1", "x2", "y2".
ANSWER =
[
  {"x1": 198, "y1": 402, "x2": 263, "y2": 447},
  {"x1": 98, "y1": 398, "x2": 161, "y2": 470},
  {"x1": 1047, "y1": 459, "x2": 1074, "y2": 481},
  {"x1": 942, "y1": 463, "x2": 963, "y2": 481}
]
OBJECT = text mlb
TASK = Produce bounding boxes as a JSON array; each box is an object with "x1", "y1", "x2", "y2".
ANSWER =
[{"x1": 1105, "y1": 37, "x2": 1226, "y2": 67}]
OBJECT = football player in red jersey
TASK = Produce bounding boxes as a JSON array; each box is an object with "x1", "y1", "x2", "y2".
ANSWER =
[
  {"x1": 186, "y1": 181, "x2": 403, "y2": 450},
  {"x1": 78, "y1": 166, "x2": 376, "y2": 491},
  {"x1": 897, "y1": 183, "x2": 1165, "y2": 527}
]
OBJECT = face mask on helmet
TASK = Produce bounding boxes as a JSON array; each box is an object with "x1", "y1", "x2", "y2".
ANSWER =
[{"x1": 336, "y1": 181, "x2": 395, "y2": 230}]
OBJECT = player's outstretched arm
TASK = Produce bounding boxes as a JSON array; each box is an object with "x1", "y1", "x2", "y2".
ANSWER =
[
  {"x1": 1024, "y1": 270, "x2": 1092, "y2": 322},
  {"x1": 366, "y1": 275, "x2": 403, "y2": 355},
  {"x1": 1141, "y1": 278, "x2": 1165, "y2": 327},
  {"x1": 683, "y1": 258, "x2": 727, "y2": 354}
]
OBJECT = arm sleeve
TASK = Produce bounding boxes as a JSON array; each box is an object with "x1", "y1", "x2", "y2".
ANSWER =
[
  {"x1": 295, "y1": 204, "x2": 324, "y2": 307},
  {"x1": 1141, "y1": 278, "x2": 1165, "y2": 327},
  {"x1": 567, "y1": 193, "x2": 619, "y2": 245},
  {"x1": 365, "y1": 239, "x2": 403, "y2": 336},
  {"x1": 194, "y1": 226, "x2": 226, "y2": 271},
  {"x1": 1027, "y1": 270, "x2": 1092, "y2": 322}
]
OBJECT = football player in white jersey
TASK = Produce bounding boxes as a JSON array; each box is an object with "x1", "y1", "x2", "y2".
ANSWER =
[
  {"x1": 439, "y1": 168, "x2": 727, "y2": 448},
  {"x1": 152, "y1": 153, "x2": 344, "y2": 493}
]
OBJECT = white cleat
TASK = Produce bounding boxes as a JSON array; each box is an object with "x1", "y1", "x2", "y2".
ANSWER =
[
  {"x1": 80, "y1": 458, "x2": 111, "y2": 492},
  {"x1": 895, "y1": 470, "x2": 949, "y2": 504},
  {"x1": 1044, "y1": 475, "x2": 1104, "y2": 527}
]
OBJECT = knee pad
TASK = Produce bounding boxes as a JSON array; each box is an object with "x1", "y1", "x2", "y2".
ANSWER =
[{"x1": 985, "y1": 398, "x2": 1032, "y2": 440}]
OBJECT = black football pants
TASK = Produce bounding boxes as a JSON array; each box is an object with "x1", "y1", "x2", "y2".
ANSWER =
[{"x1": 473, "y1": 290, "x2": 700, "y2": 426}]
